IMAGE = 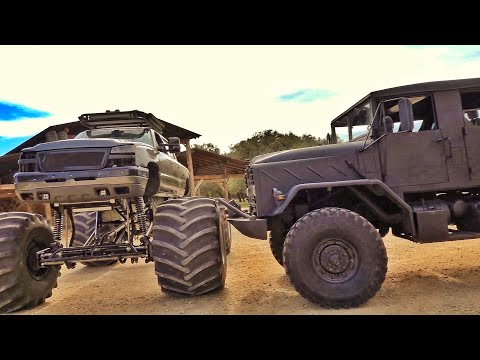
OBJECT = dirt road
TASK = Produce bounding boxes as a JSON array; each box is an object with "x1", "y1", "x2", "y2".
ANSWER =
[{"x1": 20, "y1": 228, "x2": 480, "y2": 314}]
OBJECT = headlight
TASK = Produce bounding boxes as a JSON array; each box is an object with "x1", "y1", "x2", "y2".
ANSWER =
[{"x1": 110, "y1": 145, "x2": 135, "y2": 154}]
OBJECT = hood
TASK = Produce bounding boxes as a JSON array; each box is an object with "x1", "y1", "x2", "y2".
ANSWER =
[
  {"x1": 22, "y1": 139, "x2": 134, "y2": 152},
  {"x1": 250, "y1": 141, "x2": 367, "y2": 165}
]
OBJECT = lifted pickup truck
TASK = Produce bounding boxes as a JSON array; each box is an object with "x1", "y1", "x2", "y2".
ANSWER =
[{"x1": 0, "y1": 110, "x2": 232, "y2": 313}]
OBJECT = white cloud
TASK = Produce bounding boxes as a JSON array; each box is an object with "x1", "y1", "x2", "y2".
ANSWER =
[{"x1": 0, "y1": 45, "x2": 479, "y2": 152}]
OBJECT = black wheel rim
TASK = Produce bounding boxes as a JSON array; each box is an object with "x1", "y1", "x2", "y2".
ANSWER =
[
  {"x1": 312, "y1": 237, "x2": 359, "y2": 283},
  {"x1": 26, "y1": 239, "x2": 49, "y2": 280}
]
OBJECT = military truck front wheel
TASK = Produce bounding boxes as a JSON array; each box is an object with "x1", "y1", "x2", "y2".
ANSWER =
[
  {"x1": 0, "y1": 212, "x2": 60, "y2": 313},
  {"x1": 268, "y1": 216, "x2": 289, "y2": 266},
  {"x1": 378, "y1": 224, "x2": 389, "y2": 237},
  {"x1": 283, "y1": 207, "x2": 387, "y2": 308}
]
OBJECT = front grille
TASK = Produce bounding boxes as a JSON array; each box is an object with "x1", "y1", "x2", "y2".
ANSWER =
[
  {"x1": 246, "y1": 167, "x2": 256, "y2": 215},
  {"x1": 38, "y1": 150, "x2": 107, "y2": 172}
]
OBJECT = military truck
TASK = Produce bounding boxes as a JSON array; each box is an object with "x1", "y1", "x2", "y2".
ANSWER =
[
  {"x1": 0, "y1": 110, "x2": 232, "y2": 313},
  {"x1": 231, "y1": 78, "x2": 480, "y2": 308}
]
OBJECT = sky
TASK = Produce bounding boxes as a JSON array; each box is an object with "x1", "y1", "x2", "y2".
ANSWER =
[{"x1": 1, "y1": 45, "x2": 480, "y2": 155}]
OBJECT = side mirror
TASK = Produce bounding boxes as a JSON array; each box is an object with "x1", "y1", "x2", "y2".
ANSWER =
[
  {"x1": 398, "y1": 98, "x2": 414, "y2": 132},
  {"x1": 167, "y1": 137, "x2": 181, "y2": 153}
]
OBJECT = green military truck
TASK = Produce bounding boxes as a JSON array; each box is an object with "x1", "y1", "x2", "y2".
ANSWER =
[{"x1": 235, "y1": 78, "x2": 480, "y2": 308}]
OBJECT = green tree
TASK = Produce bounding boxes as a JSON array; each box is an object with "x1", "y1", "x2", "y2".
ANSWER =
[
  {"x1": 198, "y1": 182, "x2": 224, "y2": 198},
  {"x1": 193, "y1": 143, "x2": 220, "y2": 154},
  {"x1": 228, "y1": 130, "x2": 329, "y2": 161},
  {"x1": 226, "y1": 130, "x2": 329, "y2": 199},
  {"x1": 192, "y1": 143, "x2": 224, "y2": 197},
  {"x1": 227, "y1": 177, "x2": 247, "y2": 202}
]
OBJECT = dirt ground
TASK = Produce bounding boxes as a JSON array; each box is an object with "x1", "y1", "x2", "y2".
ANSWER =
[{"x1": 19, "y1": 228, "x2": 480, "y2": 315}]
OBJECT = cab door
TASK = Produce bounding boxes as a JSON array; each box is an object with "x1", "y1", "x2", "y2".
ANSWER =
[
  {"x1": 434, "y1": 90, "x2": 472, "y2": 185},
  {"x1": 153, "y1": 132, "x2": 177, "y2": 193},
  {"x1": 382, "y1": 130, "x2": 449, "y2": 187},
  {"x1": 459, "y1": 90, "x2": 480, "y2": 181},
  {"x1": 154, "y1": 132, "x2": 186, "y2": 194},
  {"x1": 378, "y1": 94, "x2": 450, "y2": 188}
]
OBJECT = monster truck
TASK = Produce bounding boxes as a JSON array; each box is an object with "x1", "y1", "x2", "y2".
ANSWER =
[
  {"x1": 228, "y1": 77, "x2": 480, "y2": 308},
  {"x1": 0, "y1": 110, "x2": 232, "y2": 313}
]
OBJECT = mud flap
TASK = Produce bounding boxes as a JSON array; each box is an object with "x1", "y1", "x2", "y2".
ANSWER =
[{"x1": 228, "y1": 217, "x2": 267, "y2": 240}]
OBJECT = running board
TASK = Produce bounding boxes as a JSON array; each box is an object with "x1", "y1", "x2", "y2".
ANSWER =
[{"x1": 395, "y1": 229, "x2": 480, "y2": 243}]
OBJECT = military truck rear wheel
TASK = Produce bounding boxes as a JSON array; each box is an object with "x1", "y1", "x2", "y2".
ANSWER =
[
  {"x1": 152, "y1": 197, "x2": 227, "y2": 295},
  {"x1": 0, "y1": 212, "x2": 60, "y2": 313},
  {"x1": 72, "y1": 212, "x2": 118, "y2": 267},
  {"x1": 283, "y1": 207, "x2": 387, "y2": 308},
  {"x1": 456, "y1": 202, "x2": 480, "y2": 232}
]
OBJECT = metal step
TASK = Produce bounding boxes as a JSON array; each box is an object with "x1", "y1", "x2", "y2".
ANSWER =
[{"x1": 394, "y1": 228, "x2": 480, "y2": 243}]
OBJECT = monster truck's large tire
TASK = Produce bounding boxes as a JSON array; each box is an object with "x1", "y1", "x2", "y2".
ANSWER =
[
  {"x1": 224, "y1": 223, "x2": 232, "y2": 255},
  {"x1": 72, "y1": 212, "x2": 117, "y2": 267},
  {"x1": 283, "y1": 207, "x2": 387, "y2": 308},
  {"x1": 152, "y1": 197, "x2": 227, "y2": 295},
  {"x1": 217, "y1": 204, "x2": 231, "y2": 255},
  {"x1": 0, "y1": 212, "x2": 60, "y2": 313}
]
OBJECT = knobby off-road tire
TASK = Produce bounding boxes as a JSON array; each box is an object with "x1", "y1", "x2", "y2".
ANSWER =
[
  {"x1": 283, "y1": 207, "x2": 387, "y2": 308},
  {"x1": 72, "y1": 212, "x2": 117, "y2": 267},
  {"x1": 269, "y1": 233, "x2": 285, "y2": 265},
  {"x1": 152, "y1": 197, "x2": 227, "y2": 295},
  {"x1": 269, "y1": 216, "x2": 288, "y2": 266},
  {"x1": 0, "y1": 212, "x2": 60, "y2": 313},
  {"x1": 218, "y1": 204, "x2": 232, "y2": 254},
  {"x1": 456, "y1": 202, "x2": 480, "y2": 232},
  {"x1": 224, "y1": 221, "x2": 232, "y2": 255},
  {"x1": 378, "y1": 224, "x2": 390, "y2": 238}
]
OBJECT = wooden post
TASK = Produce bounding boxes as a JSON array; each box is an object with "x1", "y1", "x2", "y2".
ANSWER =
[
  {"x1": 222, "y1": 181, "x2": 229, "y2": 200},
  {"x1": 184, "y1": 139, "x2": 196, "y2": 196},
  {"x1": 194, "y1": 179, "x2": 204, "y2": 194},
  {"x1": 223, "y1": 164, "x2": 229, "y2": 200}
]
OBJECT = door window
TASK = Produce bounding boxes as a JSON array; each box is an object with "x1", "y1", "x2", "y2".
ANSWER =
[
  {"x1": 382, "y1": 95, "x2": 437, "y2": 132},
  {"x1": 461, "y1": 91, "x2": 480, "y2": 126}
]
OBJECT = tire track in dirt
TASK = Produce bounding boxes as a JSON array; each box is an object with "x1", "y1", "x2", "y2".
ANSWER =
[{"x1": 19, "y1": 229, "x2": 480, "y2": 314}]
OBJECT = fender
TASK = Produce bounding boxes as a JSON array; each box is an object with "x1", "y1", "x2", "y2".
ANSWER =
[{"x1": 270, "y1": 179, "x2": 416, "y2": 236}]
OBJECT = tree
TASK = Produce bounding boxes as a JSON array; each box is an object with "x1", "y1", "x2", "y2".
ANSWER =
[
  {"x1": 191, "y1": 143, "x2": 224, "y2": 197},
  {"x1": 226, "y1": 130, "x2": 330, "y2": 199},
  {"x1": 198, "y1": 182, "x2": 224, "y2": 198},
  {"x1": 227, "y1": 177, "x2": 247, "y2": 202},
  {"x1": 193, "y1": 143, "x2": 220, "y2": 154},
  {"x1": 228, "y1": 130, "x2": 329, "y2": 161}
]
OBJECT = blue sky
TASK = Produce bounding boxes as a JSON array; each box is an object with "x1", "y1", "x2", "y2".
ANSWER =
[{"x1": 1, "y1": 45, "x2": 480, "y2": 155}]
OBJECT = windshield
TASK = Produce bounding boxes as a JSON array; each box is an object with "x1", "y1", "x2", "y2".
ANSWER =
[
  {"x1": 75, "y1": 128, "x2": 154, "y2": 146},
  {"x1": 331, "y1": 100, "x2": 371, "y2": 143}
]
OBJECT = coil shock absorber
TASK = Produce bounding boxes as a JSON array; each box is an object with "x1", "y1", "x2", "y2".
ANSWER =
[
  {"x1": 134, "y1": 197, "x2": 148, "y2": 240},
  {"x1": 53, "y1": 208, "x2": 64, "y2": 242}
]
